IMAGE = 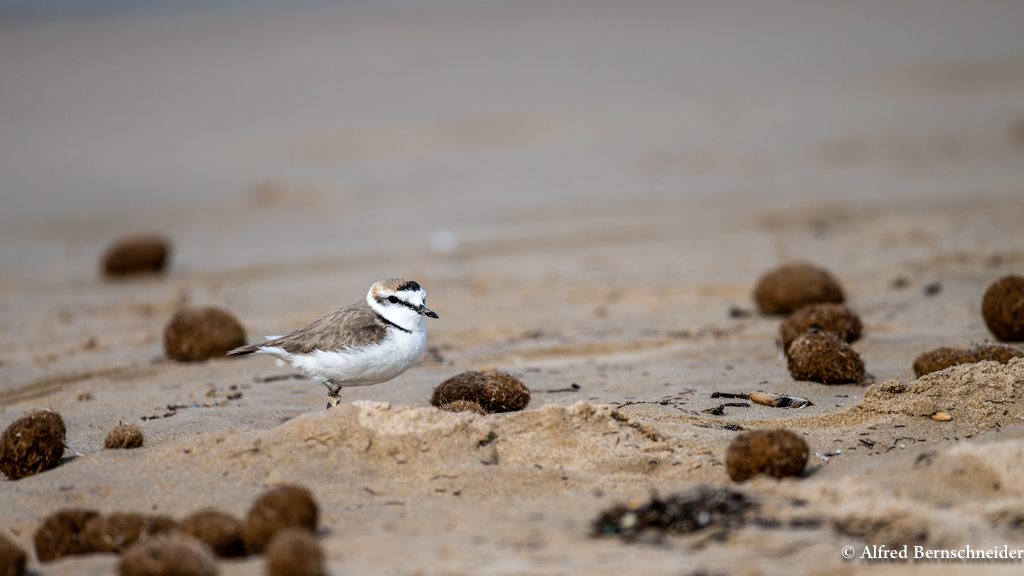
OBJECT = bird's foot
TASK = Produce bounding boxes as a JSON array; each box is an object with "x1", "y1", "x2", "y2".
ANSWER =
[{"x1": 326, "y1": 385, "x2": 343, "y2": 410}]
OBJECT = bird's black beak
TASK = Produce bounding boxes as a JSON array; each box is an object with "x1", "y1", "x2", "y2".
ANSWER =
[{"x1": 418, "y1": 304, "x2": 439, "y2": 319}]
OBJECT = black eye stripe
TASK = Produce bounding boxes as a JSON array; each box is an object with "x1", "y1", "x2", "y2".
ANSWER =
[{"x1": 379, "y1": 294, "x2": 421, "y2": 312}]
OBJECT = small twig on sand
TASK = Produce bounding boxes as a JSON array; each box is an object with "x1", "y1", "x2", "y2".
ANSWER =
[
  {"x1": 63, "y1": 441, "x2": 85, "y2": 458},
  {"x1": 712, "y1": 391, "x2": 812, "y2": 409},
  {"x1": 547, "y1": 384, "x2": 581, "y2": 393},
  {"x1": 254, "y1": 373, "x2": 303, "y2": 383}
]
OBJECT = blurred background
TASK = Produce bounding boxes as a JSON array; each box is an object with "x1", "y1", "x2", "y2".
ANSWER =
[
  {"x1": 2, "y1": 0, "x2": 1023, "y2": 275},
  {"x1": 2, "y1": 0, "x2": 1024, "y2": 393}
]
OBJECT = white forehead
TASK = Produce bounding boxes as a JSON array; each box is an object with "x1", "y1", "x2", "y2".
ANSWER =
[{"x1": 371, "y1": 282, "x2": 426, "y2": 303}]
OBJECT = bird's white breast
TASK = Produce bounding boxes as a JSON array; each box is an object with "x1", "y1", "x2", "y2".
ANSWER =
[{"x1": 282, "y1": 319, "x2": 426, "y2": 387}]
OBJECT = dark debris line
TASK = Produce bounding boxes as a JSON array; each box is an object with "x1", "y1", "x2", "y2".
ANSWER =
[{"x1": 592, "y1": 487, "x2": 756, "y2": 540}]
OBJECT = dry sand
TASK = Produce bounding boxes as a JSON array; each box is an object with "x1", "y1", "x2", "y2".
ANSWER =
[{"x1": 3, "y1": 0, "x2": 1024, "y2": 574}]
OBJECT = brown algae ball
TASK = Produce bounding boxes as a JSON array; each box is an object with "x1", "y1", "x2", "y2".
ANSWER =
[
  {"x1": 34, "y1": 509, "x2": 99, "y2": 562},
  {"x1": 178, "y1": 510, "x2": 247, "y2": 558},
  {"x1": 84, "y1": 513, "x2": 176, "y2": 554},
  {"x1": 787, "y1": 332, "x2": 865, "y2": 384},
  {"x1": 437, "y1": 399, "x2": 488, "y2": 415},
  {"x1": 912, "y1": 347, "x2": 975, "y2": 378},
  {"x1": 726, "y1": 429, "x2": 809, "y2": 482},
  {"x1": 0, "y1": 533, "x2": 27, "y2": 576},
  {"x1": 779, "y1": 303, "x2": 863, "y2": 355},
  {"x1": 104, "y1": 424, "x2": 144, "y2": 450},
  {"x1": 0, "y1": 410, "x2": 67, "y2": 480},
  {"x1": 119, "y1": 532, "x2": 216, "y2": 576},
  {"x1": 265, "y1": 528, "x2": 325, "y2": 576},
  {"x1": 912, "y1": 343, "x2": 1024, "y2": 377},
  {"x1": 164, "y1": 307, "x2": 246, "y2": 362},
  {"x1": 971, "y1": 343, "x2": 1024, "y2": 364},
  {"x1": 753, "y1": 263, "x2": 845, "y2": 315},
  {"x1": 102, "y1": 235, "x2": 170, "y2": 277},
  {"x1": 431, "y1": 371, "x2": 531, "y2": 414},
  {"x1": 982, "y1": 275, "x2": 1024, "y2": 341},
  {"x1": 242, "y1": 485, "x2": 318, "y2": 554}
]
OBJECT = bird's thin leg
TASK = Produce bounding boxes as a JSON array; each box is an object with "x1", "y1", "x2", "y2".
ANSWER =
[{"x1": 325, "y1": 380, "x2": 343, "y2": 409}]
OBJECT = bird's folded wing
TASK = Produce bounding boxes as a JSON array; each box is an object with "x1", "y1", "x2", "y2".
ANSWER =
[{"x1": 257, "y1": 302, "x2": 387, "y2": 355}]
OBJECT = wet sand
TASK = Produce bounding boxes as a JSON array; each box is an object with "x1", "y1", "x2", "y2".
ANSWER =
[{"x1": 3, "y1": 0, "x2": 1024, "y2": 574}]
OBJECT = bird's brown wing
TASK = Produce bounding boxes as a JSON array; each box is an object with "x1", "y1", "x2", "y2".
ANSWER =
[{"x1": 227, "y1": 300, "x2": 386, "y2": 355}]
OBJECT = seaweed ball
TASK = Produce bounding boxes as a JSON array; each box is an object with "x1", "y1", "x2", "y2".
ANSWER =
[
  {"x1": 34, "y1": 509, "x2": 99, "y2": 562},
  {"x1": 104, "y1": 424, "x2": 144, "y2": 450},
  {"x1": 787, "y1": 332, "x2": 865, "y2": 384},
  {"x1": 912, "y1": 343, "x2": 1024, "y2": 377},
  {"x1": 973, "y1": 342, "x2": 1024, "y2": 364},
  {"x1": 84, "y1": 513, "x2": 176, "y2": 554},
  {"x1": 242, "y1": 485, "x2": 318, "y2": 554},
  {"x1": 912, "y1": 347, "x2": 976, "y2": 378},
  {"x1": 753, "y1": 263, "x2": 845, "y2": 315},
  {"x1": 437, "y1": 400, "x2": 487, "y2": 415},
  {"x1": 0, "y1": 533, "x2": 26, "y2": 576},
  {"x1": 164, "y1": 307, "x2": 246, "y2": 362},
  {"x1": 119, "y1": 532, "x2": 216, "y2": 576},
  {"x1": 102, "y1": 235, "x2": 170, "y2": 277},
  {"x1": 982, "y1": 275, "x2": 1024, "y2": 341},
  {"x1": 779, "y1": 303, "x2": 863, "y2": 354},
  {"x1": 178, "y1": 510, "x2": 246, "y2": 558},
  {"x1": 0, "y1": 410, "x2": 66, "y2": 480},
  {"x1": 431, "y1": 371, "x2": 531, "y2": 414},
  {"x1": 265, "y1": 528, "x2": 325, "y2": 576},
  {"x1": 726, "y1": 429, "x2": 809, "y2": 482}
]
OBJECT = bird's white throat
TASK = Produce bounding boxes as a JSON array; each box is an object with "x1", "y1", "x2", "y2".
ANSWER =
[{"x1": 366, "y1": 290, "x2": 426, "y2": 334}]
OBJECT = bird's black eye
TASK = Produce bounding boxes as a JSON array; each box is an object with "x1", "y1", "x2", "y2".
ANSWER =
[{"x1": 388, "y1": 296, "x2": 400, "y2": 304}]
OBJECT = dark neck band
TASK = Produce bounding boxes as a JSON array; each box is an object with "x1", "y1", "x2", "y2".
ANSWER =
[{"x1": 374, "y1": 310, "x2": 411, "y2": 334}]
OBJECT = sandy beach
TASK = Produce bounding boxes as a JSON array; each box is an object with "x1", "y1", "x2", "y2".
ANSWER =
[{"x1": 3, "y1": 0, "x2": 1024, "y2": 573}]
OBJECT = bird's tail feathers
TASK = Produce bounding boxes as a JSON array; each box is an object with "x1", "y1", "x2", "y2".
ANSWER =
[
  {"x1": 227, "y1": 335, "x2": 289, "y2": 357},
  {"x1": 226, "y1": 344, "x2": 259, "y2": 356}
]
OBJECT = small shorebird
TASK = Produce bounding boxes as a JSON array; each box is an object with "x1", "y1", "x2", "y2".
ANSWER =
[{"x1": 227, "y1": 278, "x2": 438, "y2": 408}]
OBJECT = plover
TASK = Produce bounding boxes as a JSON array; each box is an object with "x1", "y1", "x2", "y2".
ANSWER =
[{"x1": 227, "y1": 278, "x2": 438, "y2": 408}]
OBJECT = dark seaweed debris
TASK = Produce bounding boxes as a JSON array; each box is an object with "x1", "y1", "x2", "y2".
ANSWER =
[{"x1": 591, "y1": 487, "x2": 755, "y2": 540}]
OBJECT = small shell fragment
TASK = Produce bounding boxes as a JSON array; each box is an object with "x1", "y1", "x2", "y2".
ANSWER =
[
  {"x1": 748, "y1": 392, "x2": 813, "y2": 409},
  {"x1": 931, "y1": 411, "x2": 952, "y2": 421}
]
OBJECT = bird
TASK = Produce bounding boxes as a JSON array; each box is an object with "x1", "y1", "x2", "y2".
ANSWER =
[{"x1": 227, "y1": 278, "x2": 438, "y2": 408}]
